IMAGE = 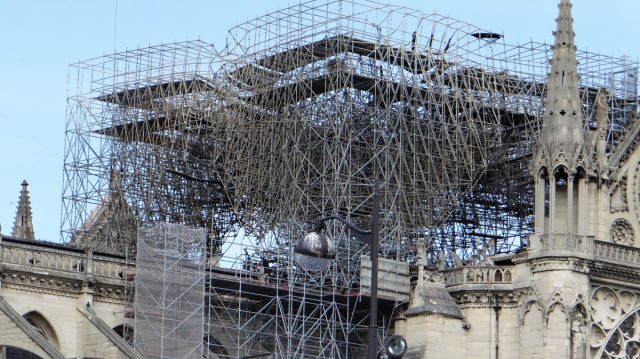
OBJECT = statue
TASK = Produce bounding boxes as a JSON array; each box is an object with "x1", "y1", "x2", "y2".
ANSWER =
[
  {"x1": 595, "y1": 89, "x2": 609, "y2": 135},
  {"x1": 571, "y1": 312, "x2": 587, "y2": 359}
]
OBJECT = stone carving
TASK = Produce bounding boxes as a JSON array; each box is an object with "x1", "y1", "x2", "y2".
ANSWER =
[
  {"x1": 589, "y1": 149, "x2": 599, "y2": 177},
  {"x1": 591, "y1": 287, "x2": 620, "y2": 330},
  {"x1": 552, "y1": 146, "x2": 569, "y2": 170},
  {"x1": 610, "y1": 218, "x2": 635, "y2": 245},
  {"x1": 530, "y1": 258, "x2": 589, "y2": 273},
  {"x1": 597, "y1": 306, "x2": 640, "y2": 358},
  {"x1": 423, "y1": 269, "x2": 444, "y2": 284},
  {"x1": 609, "y1": 177, "x2": 628, "y2": 213},
  {"x1": 593, "y1": 240, "x2": 640, "y2": 268},
  {"x1": 570, "y1": 312, "x2": 586, "y2": 359},
  {"x1": 596, "y1": 90, "x2": 609, "y2": 132},
  {"x1": 590, "y1": 286, "x2": 640, "y2": 358}
]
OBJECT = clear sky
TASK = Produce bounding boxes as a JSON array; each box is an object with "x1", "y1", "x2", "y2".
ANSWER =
[{"x1": 0, "y1": 0, "x2": 638, "y2": 242}]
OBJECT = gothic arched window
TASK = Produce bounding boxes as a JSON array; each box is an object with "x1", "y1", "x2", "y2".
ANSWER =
[{"x1": 23, "y1": 311, "x2": 60, "y2": 350}]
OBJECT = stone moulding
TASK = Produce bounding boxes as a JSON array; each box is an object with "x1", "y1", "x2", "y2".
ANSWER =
[{"x1": 0, "y1": 236, "x2": 129, "y2": 302}]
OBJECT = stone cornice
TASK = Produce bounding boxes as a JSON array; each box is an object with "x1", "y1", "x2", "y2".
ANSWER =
[
  {"x1": 450, "y1": 289, "x2": 521, "y2": 309},
  {"x1": 0, "y1": 271, "x2": 82, "y2": 297},
  {"x1": 529, "y1": 257, "x2": 590, "y2": 273},
  {"x1": 0, "y1": 237, "x2": 129, "y2": 302},
  {"x1": 0, "y1": 264, "x2": 127, "y2": 302},
  {"x1": 590, "y1": 261, "x2": 640, "y2": 283},
  {"x1": 0, "y1": 270, "x2": 127, "y2": 303},
  {"x1": 94, "y1": 284, "x2": 127, "y2": 303}
]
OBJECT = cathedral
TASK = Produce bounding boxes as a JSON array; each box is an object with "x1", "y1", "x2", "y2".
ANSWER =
[
  {"x1": 397, "y1": 1, "x2": 640, "y2": 358},
  {"x1": 2, "y1": 0, "x2": 640, "y2": 358}
]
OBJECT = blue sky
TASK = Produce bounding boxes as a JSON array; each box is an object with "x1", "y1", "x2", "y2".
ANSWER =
[{"x1": 0, "y1": 0, "x2": 638, "y2": 242}]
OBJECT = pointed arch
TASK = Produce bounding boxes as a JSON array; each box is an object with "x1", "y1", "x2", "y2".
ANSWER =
[
  {"x1": 23, "y1": 311, "x2": 60, "y2": 350},
  {"x1": 519, "y1": 298, "x2": 544, "y2": 357},
  {"x1": 544, "y1": 289, "x2": 567, "y2": 324},
  {"x1": 4, "y1": 346, "x2": 45, "y2": 359},
  {"x1": 533, "y1": 146, "x2": 550, "y2": 175},
  {"x1": 571, "y1": 302, "x2": 588, "y2": 322},
  {"x1": 552, "y1": 165, "x2": 569, "y2": 183},
  {"x1": 519, "y1": 297, "x2": 543, "y2": 325},
  {"x1": 551, "y1": 145, "x2": 570, "y2": 172},
  {"x1": 545, "y1": 300, "x2": 569, "y2": 356},
  {"x1": 113, "y1": 324, "x2": 134, "y2": 346},
  {"x1": 537, "y1": 166, "x2": 549, "y2": 180}
]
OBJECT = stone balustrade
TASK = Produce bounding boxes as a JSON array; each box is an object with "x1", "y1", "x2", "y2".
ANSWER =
[
  {"x1": 93, "y1": 256, "x2": 129, "y2": 279},
  {"x1": 1, "y1": 241, "x2": 84, "y2": 272},
  {"x1": 444, "y1": 266, "x2": 513, "y2": 287},
  {"x1": 594, "y1": 240, "x2": 640, "y2": 265},
  {"x1": 0, "y1": 237, "x2": 130, "y2": 281},
  {"x1": 528, "y1": 233, "x2": 594, "y2": 256},
  {"x1": 534, "y1": 233, "x2": 591, "y2": 252}
]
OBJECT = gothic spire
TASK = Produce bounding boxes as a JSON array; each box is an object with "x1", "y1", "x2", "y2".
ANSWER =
[
  {"x1": 540, "y1": 0, "x2": 585, "y2": 162},
  {"x1": 12, "y1": 180, "x2": 35, "y2": 241}
]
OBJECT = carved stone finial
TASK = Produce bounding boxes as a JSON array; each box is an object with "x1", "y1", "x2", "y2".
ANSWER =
[
  {"x1": 11, "y1": 180, "x2": 35, "y2": 241},
  {"x1": 416, "y1": 241, "x2": 426, "y2": 282},
  {"x1": 437, "y1": 249, "x2": 446, "y2": 270},
  {"x1": 537, "y1": 0, "x2": 586, "y2": 173},
  {"x1": 452, "y1": 251, "x2": 463, "y2": 267}
]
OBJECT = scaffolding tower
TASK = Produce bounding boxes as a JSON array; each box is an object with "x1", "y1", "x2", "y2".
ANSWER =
[
  {"x1": 134, "y1": 223, "x2": 205, "y2": 359},
  {"x1": 62, "y1": 0, "x2": 639, "y2": 357}
]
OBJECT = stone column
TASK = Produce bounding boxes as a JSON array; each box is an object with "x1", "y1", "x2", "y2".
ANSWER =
[
  {"x1": 80, "y1": 249, "x2": 95, "y2": 309},
  {"x1": 550, "y1": 174, "x2": 556, "y2": 238},
  {"x1": 535, "y1": 176, "x2": 546, "y2": 233},
  {"x1": 577, "y1": 176, "x2": 587, "y2": 235},
  {"x1": 567, "y1": 174, "x2": 574, "y2": 237}
]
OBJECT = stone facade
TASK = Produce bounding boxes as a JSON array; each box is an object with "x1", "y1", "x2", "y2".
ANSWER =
[
  {"x1": 394, "y1": 1, "x2": 640, "y2": 358},
  {"x1": 398, "y1": 237, "x2": 640, "y2": 358},
  {"x1": 0, "y1": 1, "x2": 638, "y2": 358},
  {"x1": 0, "y1": 236, "x2": 137, "y2": 359}
]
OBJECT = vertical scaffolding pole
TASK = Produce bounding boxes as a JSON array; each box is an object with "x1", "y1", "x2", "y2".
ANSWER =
[{"x1": 134, "y1": 223, "x2": 205, "y2": 359}]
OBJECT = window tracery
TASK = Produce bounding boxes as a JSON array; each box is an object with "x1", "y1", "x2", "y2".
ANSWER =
[
  {"x1": 610, "y1": 218, "x2": 635, "y2": 246},
  {"x1": 23, "y1": 311, "x2": 60, "y2": 350},
  {"x1": 591, "y1": 286, "x2": 640, "y2": 358}
]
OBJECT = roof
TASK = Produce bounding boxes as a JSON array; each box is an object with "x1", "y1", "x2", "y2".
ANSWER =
[{"x1": 405, "y1": 282, "x2": 463, "y2": 318}]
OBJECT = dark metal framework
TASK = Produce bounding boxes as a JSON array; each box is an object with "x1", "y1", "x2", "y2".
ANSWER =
[{"x1": 62, "y1": 1, "x2": 639, "y2": 357}]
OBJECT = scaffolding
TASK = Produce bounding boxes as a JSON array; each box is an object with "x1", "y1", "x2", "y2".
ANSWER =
[
  {"x1": 134, "y1": 223, "x2": 205, "y2": 359},
  {"x1": 62, "y1": 0, "x2": 639, "y2": 357}
]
